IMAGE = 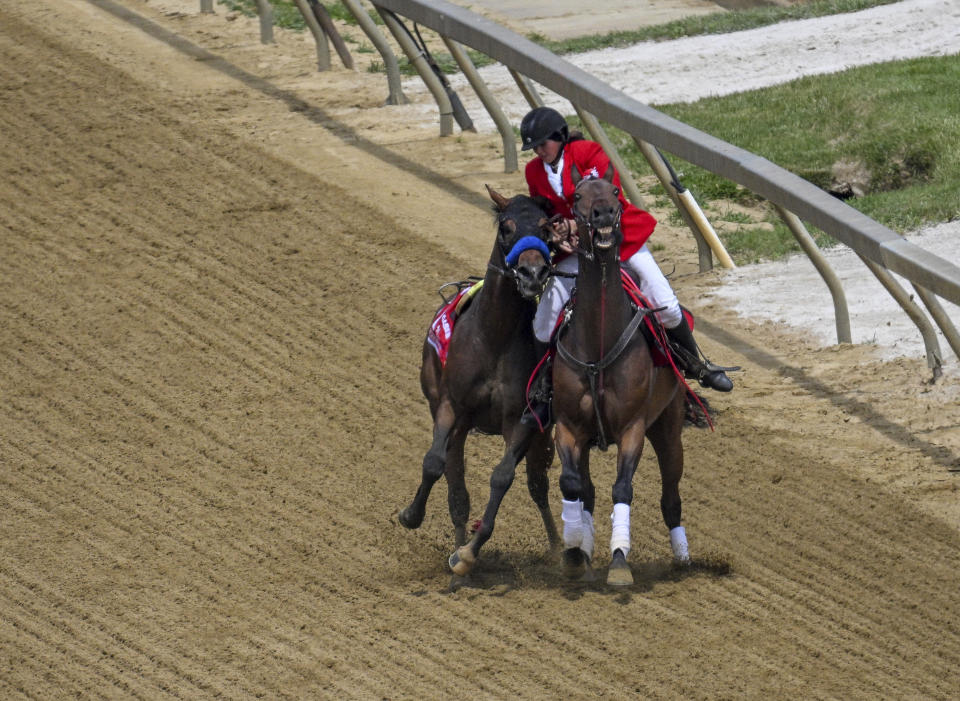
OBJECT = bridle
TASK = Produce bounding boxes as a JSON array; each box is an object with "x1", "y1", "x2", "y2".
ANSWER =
[
  {"x1": 486, "y1": 218, "x2": 552, "y2": 295},
  {"x1": 555, "y1": 177, "x2": 648, "y2": 450},
  {"x1": 570, "y1": 177, "x2": 623, "y2": 264}
]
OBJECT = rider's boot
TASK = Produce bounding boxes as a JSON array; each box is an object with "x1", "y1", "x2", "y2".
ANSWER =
[
  {"x1": 666, "y1": 317, "x2": 735, "y2": 392},
  {"x1": 521, "y1": 339, "x2": 554, "y2": 429}
]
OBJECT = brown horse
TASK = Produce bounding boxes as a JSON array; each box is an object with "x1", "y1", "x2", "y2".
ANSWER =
[
  {"x1": 399, "y1": 187, "x2": 559, "y2": 579},
  {"x1": 552, "y1": 166, "x2": 690, "y2": 587}
]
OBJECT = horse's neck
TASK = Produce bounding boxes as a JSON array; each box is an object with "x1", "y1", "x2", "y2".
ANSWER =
[
  {"x1": 572, "y1": 253, "x2": 633, "y2": 357},
  {"x1": 473, "y1": 253, "x2": 527, "y2": 346}
]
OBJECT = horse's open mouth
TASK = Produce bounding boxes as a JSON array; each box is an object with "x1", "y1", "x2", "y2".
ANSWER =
[{"x1": 594, "y1": 226, "x2": 615, "y2": 250}]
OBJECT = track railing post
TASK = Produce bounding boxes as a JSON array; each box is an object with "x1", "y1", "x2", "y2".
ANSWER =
[
  {"x1": 339, "y1": 0, "x2": 407, "y2": 105},
  {"x1": 442, "y1": 38, "x2": 517, "y2": 172},
  {"x1": 376, "y1": 7, "x2": 453, "y2": 136},
  {"x1": 508, "y1": 68, "x2": 543, "y2": 110},
  {"x1": 254, "y1": 0, "x2": 274, "y2": 44},
  {"x1": 633, "y1": 139, "x2": 713, "y2": 272},
  {"x1": 775, "y1": 207, "x2": 851, "y2": 344},
  {"x1": 858, "y1": 254, "x2": 943, "y2": 379},
  {"x1": 292, "y1": 0, "x2": 331, "y2": 71}
]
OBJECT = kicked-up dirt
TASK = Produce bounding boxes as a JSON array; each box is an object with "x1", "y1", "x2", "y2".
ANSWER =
[{"x1": 2, "y1": 1, "x2": 960, "y2": 698}]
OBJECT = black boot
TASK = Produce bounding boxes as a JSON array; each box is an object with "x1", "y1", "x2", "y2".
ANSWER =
[
  {"x1": 667, "y1": 317, "x2": 735, "y2": 392},
  {"x1": 521, "y1": 340, "x2": 554, "y2": 429}
]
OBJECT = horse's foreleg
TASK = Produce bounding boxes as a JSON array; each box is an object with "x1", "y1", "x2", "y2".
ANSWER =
[
  {"x1": 449, "y1": 426, "x2": 535, "y2": 576},
  {"x1": 607, "y1": 425, "x2": 646, "y2": 587},
  {"x1": 555, "y1": 424, "x2": 593, "y2": 578},
  {"x1": 647, "y1": 393, "x2": 689, "y2": 563},
  {"x1": 577, "y1": 451, "x2": 595, "y2": 564},
  {"x1": 398, "y1": 401, "x2": 454, "y2": 530},
  {"x1": 445, "y1": 427, "x2": 470, "y2": 548},
  {"x1": 525, "y1": 431, "x2": 559, "y2": 550}
]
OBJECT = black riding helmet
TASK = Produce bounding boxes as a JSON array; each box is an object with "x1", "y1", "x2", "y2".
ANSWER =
[{"x1": 520, "y1": 107, "x2": 569, "y2": 151}]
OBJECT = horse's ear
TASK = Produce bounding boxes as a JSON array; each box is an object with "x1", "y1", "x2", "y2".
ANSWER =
[
  {"x1": 570, "y1": 163, "x2": 582, "y2": 186},
  {"x1": 485, "y1": 184, "x2": 510, "y2": 212},
  {"x1": 602, "y1": 164, "x2": 615, "y2": 183}
]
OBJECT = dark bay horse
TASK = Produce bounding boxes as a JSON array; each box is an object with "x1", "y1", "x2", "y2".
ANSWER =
[
  {"x1": 552, "y1": 166, "x2": 690, "y2": 587},
  {"x1": 399, "y1": 187, "x2": 559, "y2": 578}
]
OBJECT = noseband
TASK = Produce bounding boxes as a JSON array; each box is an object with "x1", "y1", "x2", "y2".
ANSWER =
[
  {"x1": 571, "y1": 178, "x2": 623, "y2": 263},
  {"x1": 487, "y1": 234, "x2": 551, "y2": 292}
]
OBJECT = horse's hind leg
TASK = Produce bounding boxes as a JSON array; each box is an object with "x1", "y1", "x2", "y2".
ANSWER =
[
  {"x1": 525, "y1": 431, "x2": 559, "y2": 550},
  {"x1": 646, "y1": 392, "x2": 689, "y2": 563},
  {"x1": 398, "y1": 400, "x2": 455, "y2": 530}
]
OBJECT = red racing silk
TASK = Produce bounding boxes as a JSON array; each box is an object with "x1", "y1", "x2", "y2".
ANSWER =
[{"x1": 525, "y1": 139, "x2": 657, "y2": 264}]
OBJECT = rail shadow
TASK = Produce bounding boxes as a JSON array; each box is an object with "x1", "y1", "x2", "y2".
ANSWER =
[{"x1": 86, "y1": 0, "x2": 491, "y2": 210}]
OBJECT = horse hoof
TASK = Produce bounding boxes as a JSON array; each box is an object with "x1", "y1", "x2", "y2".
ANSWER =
[
  {"x1": 397, "y1": 507, "x2": 423, "y2": 530},
  {"x1": 563, "y1": 548, "x2": 586, "y2": 579},
  {"x1": 448, "y1": 545, "x2": 476, "y2": 576},
  {"x1": 607, "y1": 549, "x2": 633, "y2": 587},
  {"x1": 579, "y1": 560, "x2": 596, "y2": 583}
]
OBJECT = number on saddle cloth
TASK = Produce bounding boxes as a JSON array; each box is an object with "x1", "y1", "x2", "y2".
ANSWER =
[{"x1": 425, "y1": 280, "x2": 483, "y2": 366}]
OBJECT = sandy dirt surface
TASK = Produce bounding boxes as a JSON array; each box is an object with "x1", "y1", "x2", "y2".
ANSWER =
[{"x1": 3, "y1": 1, "x2": 960, "y2": 698}]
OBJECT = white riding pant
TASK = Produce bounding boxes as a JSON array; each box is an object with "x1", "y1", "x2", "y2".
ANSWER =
[{"x1": 533, "y1": 245, "x2": 682, "y2": 344}]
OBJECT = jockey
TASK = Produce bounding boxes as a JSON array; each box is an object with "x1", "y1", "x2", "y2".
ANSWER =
[{"x1": 519, "y1": 106, "x2": 734, "y2": 427}]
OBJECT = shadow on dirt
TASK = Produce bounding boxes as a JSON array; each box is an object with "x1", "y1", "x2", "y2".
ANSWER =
[
  {"x1": 698, "y1": 318, "x2": 960, "y2": 469},
  {"x1": 439, "y1": 548, "x2": 733, "y2": 599}
]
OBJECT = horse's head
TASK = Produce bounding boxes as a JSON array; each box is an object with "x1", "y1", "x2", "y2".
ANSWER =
[
  {"x1": 486, "y1": 185, "x2": 552, "y2": 299},
  {"x1": 571, "y1": 164, "x2": 622, "y2": 256}
]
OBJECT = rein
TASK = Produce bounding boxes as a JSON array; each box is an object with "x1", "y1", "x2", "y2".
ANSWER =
[
  {"x1": 557, "y1": 176, "x2": 639, "y2": 450},
  {"x1": 556, "y1": 303, "x2": 660, "y2": 451}
]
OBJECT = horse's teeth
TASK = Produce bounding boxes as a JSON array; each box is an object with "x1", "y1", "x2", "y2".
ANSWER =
[{"x1": 599, "y1": 227, "x2": 612, "y2": 235}]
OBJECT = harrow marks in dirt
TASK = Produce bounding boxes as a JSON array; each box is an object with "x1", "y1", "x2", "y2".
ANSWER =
[{"x1": 2, "y1": 3, "x2": 959, "y2": 698}]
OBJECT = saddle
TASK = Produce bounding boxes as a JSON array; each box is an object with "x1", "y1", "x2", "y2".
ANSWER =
[{"x1": 425, "y1": 279, "x2": 483, "y2": 366}]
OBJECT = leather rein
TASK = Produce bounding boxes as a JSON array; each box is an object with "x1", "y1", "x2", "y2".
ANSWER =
[{"x1": 554, "y1": 185, "x2": 657, "y2": 450}]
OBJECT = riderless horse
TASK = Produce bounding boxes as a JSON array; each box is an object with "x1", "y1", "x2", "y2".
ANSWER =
[
  {"x1": 399, "y1": 187, "x2": 559, "y2": 578},
  {"x1": 552, "y1": 166, "x2": 691, "y2": 586}
]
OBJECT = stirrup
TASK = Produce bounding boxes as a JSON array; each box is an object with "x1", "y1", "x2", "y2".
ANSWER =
[
  {"x1": 671, "y1": 344, "x2": 738, "y2": 392},
  {"x1": 521, "y1": 400, "x2": 553, "y2": 428}
]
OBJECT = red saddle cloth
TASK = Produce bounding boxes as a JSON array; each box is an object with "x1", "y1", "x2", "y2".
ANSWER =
[{"x1": 426, "y1": 282, "x2": 482, "y2": 366}]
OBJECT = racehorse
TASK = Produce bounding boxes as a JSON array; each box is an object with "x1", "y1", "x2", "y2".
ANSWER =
[
  {"x1": 552, "y1": 165, "x2": 690, "y2": 587},
  {"x1": 398, "y1": 187, "x2": 559, "y2": 579}
]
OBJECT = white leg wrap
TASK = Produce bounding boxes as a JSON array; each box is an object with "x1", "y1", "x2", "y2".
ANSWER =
[
  {"x1": 580, "y1": 510, "x2": 595, "y2": 560},
  {"x1": 670, "y1": 526, "x2": 690, "y2": 563},
  {"x1": 610, "y1": 503, "x2": 631, "y2": 556},
  {"x1": 561, "y1": 499, "x2": 584, "y2": 549}
]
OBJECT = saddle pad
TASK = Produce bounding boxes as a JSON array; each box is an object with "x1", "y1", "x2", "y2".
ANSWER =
[{"x1": 426, "y1": 281, "x2": 483, "y2": 366}]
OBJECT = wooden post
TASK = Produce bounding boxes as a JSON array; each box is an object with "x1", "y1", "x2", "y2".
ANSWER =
[
  {"x1": 254, "y1": 0, "x2": 274, "y2": 44},
  {"x1": 292, "y1": 0, "x2": 331, "y2": 71},
  {"x1": 339, "y1": 0, "x2": 407, "y2": 105},
  {"x1": 308, "y1": 0, "x2": 354, "y2": 70}
]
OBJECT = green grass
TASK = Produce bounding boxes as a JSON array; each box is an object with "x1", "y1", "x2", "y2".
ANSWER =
[
  {"x1": 216, "y1": 0, "x2": 492, "y2": 75},
  {"x1": 582, "y1": 55, "x2": 960, "y2": 263},
  {"x1": 214, "y1": 0, "x2": 957, "y2": 263},
  {"x1": 530, "y1": 0, "x2": 900, "y2": 54},
  {"x1": 217, "y1": 0, "x2": 366, "y2": 27}
]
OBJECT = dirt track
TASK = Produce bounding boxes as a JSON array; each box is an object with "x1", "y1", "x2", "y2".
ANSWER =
[{"x1": 3, "y1": 1, "x2": 960, "y2": 698}]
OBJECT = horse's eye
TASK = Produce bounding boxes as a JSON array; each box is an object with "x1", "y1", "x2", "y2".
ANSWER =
[
  {"x1": 614, "y1": 188, "x2": 620, "y2": 197},
  {"x1": 574, "y1": 193, "x2": 581, "y2": 202}
]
